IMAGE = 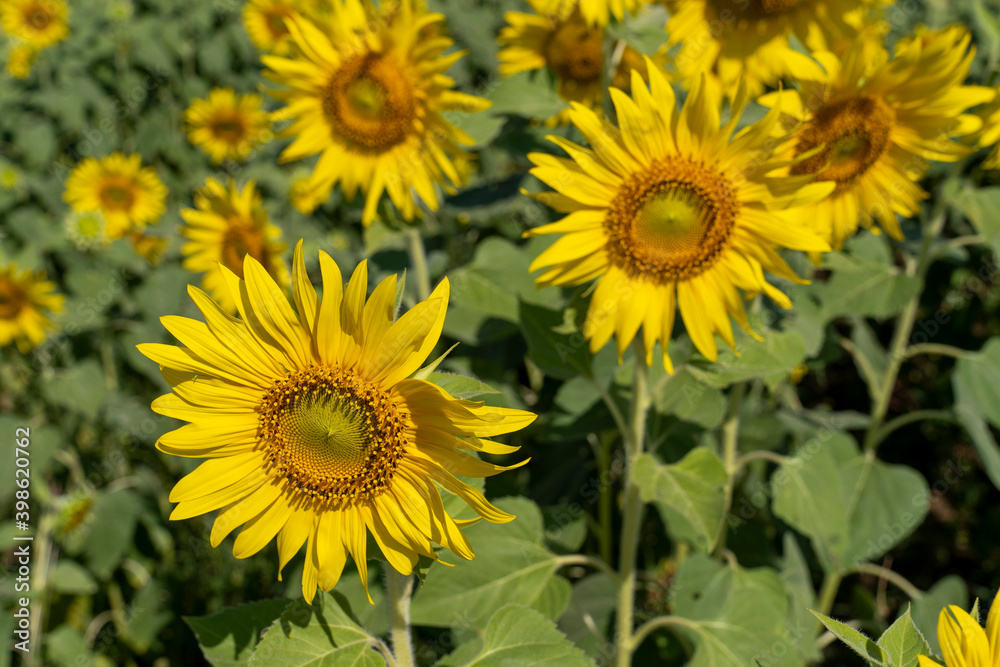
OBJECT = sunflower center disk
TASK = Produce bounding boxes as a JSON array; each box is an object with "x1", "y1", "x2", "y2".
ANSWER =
[
  {"x1": 76, "y1": 213, "x2": 103, "y2": 238},
  {"x1": 0, "y1": 278, "x2": 28, "y2": 320},
  {"x1": 99, "y1": 181, "x2": 136, "y2": 210},
  {"x1": 607, "y1": 158, "x2": 739, "y2": 283},
  {"x1": 265, "y1": 9, "x2": 291, "y2": 37},
  {"x1": 544, "y1": 18, "x2": 603, "y2": 83},
  {"x1": 212, "y1": 115, "x2": 247, "y2": 142},
  {"x1": 257, "y1": 366, "x2": 407, "y2": 507},
  {"x1": 323, "y1": 54, "x2": 417, "y2": 151},
  {"x1": 751, "y1": 0, "x2": 802, "y2": 15},
  {"x1": 791, "y1": 95, "x2": 895, "y2": 187},
  {"x1": 221, "y1": 224, "x2": 269, "y2": 278},
  {"x1": 26, "y1": 6, "x2": 52, "y2": 29}
]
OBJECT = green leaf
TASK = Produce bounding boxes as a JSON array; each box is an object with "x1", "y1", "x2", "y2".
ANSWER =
[
  {"x1": 771, "y1": 433, "x2": 930, "y2": 573},
  {"x1": 485, "y1": 72, "x2": 567, "y2": 120},
  {"x1": 186, "y1": 598, "x2": 292, "y2": 667},
  {"x1": 687, "y1": 329, "x2": 807, "y2": 391},
  {"x1": 779, "y1": 534, "x2": 821, "y2": 662},
  {"x1": 49, "y1": 560, "x2": 98, "y2": 596},
  {"x1": 876, "y1": 607, "x2": 931, "y2": 667},
  {"x1": 953, "y1": 407, "x2": 1000, "y2": 492},
  {"x1": 248, "y1": 593, "x2": 381, "y2": 667},
  {"x1": 82, "y1": 489, "x2": 143, "y2": 579},
  {"x1": 953, "y1": 186, "x2": 1000, "y2": 255},
  {"x1": 411, "y1": 497, "x2": 564, "y2": 630},
  {"x1": 953, "y1": 338, "x2": 1000, "y2": 430},
  {"x1": 607, "y1": 4, "x2": 669, "y2": 56},
  {"x1": 41, "y1": 360, "x2": 108, "y2": 421},
  {"x1": 848, "y1": 318, "x2": 888, "y2": 399},
  {"x1": 519, "y1": 301, "x2": 593, "y2": 380},
  {"x1": 909, "y1": 576, "x2": 967, "y2": 656},
  {"x1": 440, "y1": 605, "x2": 594, "y2": 667},
  {"x1": 670, "y1": 555, "x2": 798, "y2": 667},
  {"x1": 427, "y1": 371, "x2": 502, "y2": 399},
  {"x1": 652, "y1": 368, "x2": 726, "y2": 429},
  {"x1": 810, "y1": 611, "x2": 889, "y2": 666},
  {"x1": 633, "y1": 449, "x2": 728, "y2": 552},
  {"x1": 558, "y1": 574, "x2": 616, "y2": 661}
]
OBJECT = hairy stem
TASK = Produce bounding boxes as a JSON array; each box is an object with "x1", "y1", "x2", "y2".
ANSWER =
[{"x1": 386, "y1": 568, "x2": 416, "y2": 667}]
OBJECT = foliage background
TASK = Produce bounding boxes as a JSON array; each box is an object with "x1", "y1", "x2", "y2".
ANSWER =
[{"x1": 2, "y1": 0, "x2": 1000, "y2": 665}]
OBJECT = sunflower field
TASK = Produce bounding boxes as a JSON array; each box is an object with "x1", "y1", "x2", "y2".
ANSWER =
[{"x1": 4, "y1": 0, "x2": 1000, "y2": 665}]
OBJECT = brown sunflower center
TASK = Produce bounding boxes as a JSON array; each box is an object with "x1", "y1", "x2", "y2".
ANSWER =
[
  {"x1": 790, "y1": 95, "x2": 895, "y2": 188},
  {"x1": 543, "y1": 16, "x2": 603, "y2": 83},
  {"x1": 257, "y1": 366, "x2": 407, "y2": 507},
  {"x1": 24, "y1": 4, "x2": 52, "y2": 29},
  {"x1": 0, "y1": 277, "x2": 29, "y2": 320},
  {"x1": 323, "y1": 54, "x2": 417, "y2": 151},
  {"x1": 221, "y1": 224, "x2": 269, "y2": 278},
  {"x1": 748, "y1": 0, "x2": 801, "y2": 15},
  {"x1": 211, "y1": 113, "x2": 248, "y2": 143},
  {"x1": 605, "y1": 157, "x2": 739, "y2": 283},
  {"x1": 99, "y1": 180, "x2": 137, "y2": 211}
]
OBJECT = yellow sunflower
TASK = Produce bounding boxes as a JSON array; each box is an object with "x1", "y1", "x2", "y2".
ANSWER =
[
  {"x1": 525, "y1": 61, "x2": 832, "y2": 369},
  {"x1": 758, "y1": 25, "x2": 994, "y2": 252},
  {"x1": 0, "y1": 264, "x2": 64, "y2": 353},
  {"x1": 138, "y1": 241, "x2": 534, "y2": 602},
  {"x1": 185, "y1": 88, "x2": 273, "y2": 164},
  {"x1": 263, "y1": 0, "x2": 490, "y2": 224},
  {"x1": 180, "y1": 178, "x2": 288, "y2": 312},
  {"x1": 0, "y1": 0, "x2": 69, "y2": 50},
  {"x1": 243, "y1": 0, "x2": 307, "y2": 55},
  {"x1": 577, "y1": 0, "x2": 643, "y2": 27},
  {"x1": 663, "y1": 0, "x2": 889, "y2": 101},
  {"x1": 918, "y1": 590, "x2": 1000, "y2": 667},
  {"x1": 63, "y1": 153, "x2": 168, "y2": 239},
  {"x1": 5, "y1": 43, "x2": 36, "y2": 78},
  {"x1": 976, "y1": 87, "x2": 1000, "y2": 170},
  {"x1": 498, "y1": 0, "x2": 657, "y2": 125}
]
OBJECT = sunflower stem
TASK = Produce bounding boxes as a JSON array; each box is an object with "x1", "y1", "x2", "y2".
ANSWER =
[
  {"x1": 613, "y1": 339, "x2": 650, "y2": 667},
  {"x1": 386, "y1": 568, "x2": 416, "y2": 667},
  {"x1": 406, "y1": 227, "x2": 432, "y2": 302},
  {"x1": 711, "y1": 381, "x2": 746, "y2": 557}
]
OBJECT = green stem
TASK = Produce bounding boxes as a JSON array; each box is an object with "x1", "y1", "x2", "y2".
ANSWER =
[
  {"x1": 386, "y1": 568, "x2": 416, "y2": 667},
  {"x1": 554, "y1": 554, "x2": 620, "y2": 585},
  {"x1": 814, "y1": 571, "x2": 843, "y2": 633},
  {"x1": 902, "y1": 343, "x2": 969, "y2": 360},
  {"x1": 712, "y1": 382, "x2": 746, "y2": 556},
  {"x1": 406, "y1": 227, "x2": 432, "y2": 302},
  {"x1": 613, "y1": 340, "x2": 651, "y2": 667},
  {"x1": 849, "y1": 563, "x2": 924, "y2": 601},
  {"x1": 871, "y1": 409, "x2": 957, "y2": 449},
  {"x1": 598, "y1": 432, "x2": 614, "y2": 566}
]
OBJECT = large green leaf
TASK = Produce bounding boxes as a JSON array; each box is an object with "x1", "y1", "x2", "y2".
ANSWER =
[
  {"x1": 687, "y1": 329, "x2": 807, "y2": 391},
  {"x1": 83, "y1": 488, "x2": 143, "y2": 579},
  {"x1": 779, "y1": 534, "x2": 821, "y2": 662},
  {"x1": 485, "y1": 72, "x2": 568, "y2": 120},
  {"x1": 633, "y1": 449, "x2": 728, "y2": 553},
  {"x1": 410, "y1": 497, "x2": 565, "y2": 630},
  {"x1": 440, "y1": 605, "x2": 594, "y2": 666},
  {"x1": 953, "y1": 186, "x2": 1000, "y2": 256},
  {"x1": 669, "y1": 555, "x2": 798, "y2": 667},
  {"x1": 248, "y1": 593, "x2": 381, "y2": 667},
  {"x1": 953, "y1": 407, "x2": 1000, "y2": 493},
  {"x1": 653, "y1": 368, "x2": 726, "y2": 429},
  {"x1": 41, "y1": 360, "x2": 108, "y2": 421},
  {"x1": 953, "y1": 338, "x2": 1000, "y2": 430},
  {"x1": 771, "y1": 433, "x2": 930, "y2": 573},
  {"x1": 186, "y1": 598, "x2": 291, "y2": 667}
]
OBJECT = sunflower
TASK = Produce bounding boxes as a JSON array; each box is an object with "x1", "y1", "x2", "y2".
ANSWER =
[
  {"x1": 63, "y1": 153, "x2": 168, "y2": 239},
  {"x1": 0, "y1": 264, "x2": 64, "y2": 353},
  {"x1": 5, "y1": 43, "x2": 36, "y2": 78},
  {"x1": 138, "y1": 242, "x2": 534, "y2": 602},
  {"x1": 662, "y1": 0, "x2": 889, "y2": 101},
  {"x1": 263, "y1": 0, "x2": 490, "y2": 224},
  {"x1": 0, "y1": 0, "x2": 70, "y2": 50},
  {"x1": 918, "y1": 591, "x2": 1000, "y2": 667},
  {"x1": 525, "y1": 62, "x2": 833, "y2": 369},
  {"x1": 243, "y1": 0, "x2": 307, "y2": 55},
  {"x1": 975, "y1": 87, "x2": 1000, "y2": 170},
  {"x1": 64, "y1": 210, "x2": 110, "y2": 250},
  {"x1": 576, "y1": 0, "x2": 643, "y2": 28},
  {"x1": 498, "y1": 0, "x2": 656, "y2": 125},
  {"x1": 185, "y1": 89, "x2": 273, "y2": 164},
  {"x1": 180, "y1": 178, "x2": 288, "y2": 312},
  {"x1": 758, "y1": 25, "x2": 994, "y2": 252}
]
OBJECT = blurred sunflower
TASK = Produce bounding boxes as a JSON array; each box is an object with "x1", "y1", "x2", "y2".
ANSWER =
[
  {"x1": 180, "y1": 178, "x2": 288, "y2": 312},
  {"x1": 5, "y1": 43, "x2": 36, "y2": 78},
  {"x1": 498, "y1": 0, "x2": 656, "y2": 124},
  {"x1": 577, "y1": 0, "x2": 643, "y2": 27},
  {"x1": 975, "y1": 87, "x2": 1000, "y2": 170},
  {"x1": 0, "y1": 0, "x2": 69, "y2": 50},
  {"x1": 263, "y1": 0, "x2": 490, "y2": 224},
  {"x1": 129, "y1": 232, "x2": 168, "y2": 266},
  {"x1": 758, "y1": 25, "x2": 993, "y2": 252},
  {"x1": 525, "y1": 62, "x2": 832, "y2": 368},
  {"x1": 64, "y1": 210, "x2": 110, "y2": 250},
  {"x1": 918, "y1": 592, "x2": 999, "y2": 667},
  {"x1": 185, "y1": 88, "x2": 272, "y2": 164},
  {"x1": 0, "y1": 264, "x2": 64, "y2": 353},
  {"x1": 243, "y1": 0, "x2": 307, "y2": 55},
  {"x1": 63, "y1": 153, "x2": 168, "y2": 239},
  {"x1": 663, "y1": 0, "x2": 889, "y2": 100},
  {"x1": 138, "y1": 241, "x2": 534, "y2": 602}
]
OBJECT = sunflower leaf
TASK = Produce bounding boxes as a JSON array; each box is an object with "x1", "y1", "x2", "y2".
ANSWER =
[
  {"x1": 876, "y1": 606, "x2": 931, "y2": 667},
  {"x1": 811, "y1": 611, "x2": 889, "y2": 666},
  {"x1": 186, "y1": 598, "x2": 292, "y2": 667},
  {"x1": 427, "y1": 371, "x2": 502, "y2": 399}
]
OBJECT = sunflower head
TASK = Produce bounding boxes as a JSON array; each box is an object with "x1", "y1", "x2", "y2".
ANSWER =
[
  {"x1": 5, "y1": 43, "x2": 37, "y2": 78},
  {"x1": 525, "y1": 64, "x2": 832, "y2": 369},
  {"x1": 243, "y1": 0, "x2": 308, "y2": 55},
  {"x1": 64, "y1": 210, "x2": 111, "y2": 250},
  {"x1": 263, "y1": 0, "x2": 490, "y2": 224},
  {"x1": 139, "y1": 241, "x2": 534, "y2": 602},
  {"x1": 0, "y1": 0, "x2": 70, "y2": 50},
  {"x1": 0, "y1": 263, "x2": 65, "y2": 353},
  {"x1": 184, "y1": 88, "x2": 273, "y2": 164},
  {"x1": 918, "y1": 592, "x2": 1000, "y2": 667},
  {"x1": 180, "y1": 178, "x2": 288, "y2": 312},
  {"x1": 63, "y1": 153, "x2": 168, "y2": 239}
]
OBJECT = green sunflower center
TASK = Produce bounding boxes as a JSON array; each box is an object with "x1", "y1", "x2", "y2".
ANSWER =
[
  {"x1": 257, "y1": 366, "x2": 407, "y2": 506},
  {"x1": 543, "y1": 15, "x2": 603, "y2": 84},
  {"x1": 323, "y1": 54, "x2": 417, "y2": 151},
  {"x1": 790, "y1": 95, "x2": 895, "y2": 188},
  {"x1": 221, "y1": 224, "x2": 270, "y2": 279},
  {"x1": 76, "y1": 213, "x2": 103, "y2": 237},
  {"x1": 606, "y1": 157, "x2": 739, "y2": 283},
  {"x1": 0, "y1": 277, "x2": 28, "y2": 320}
]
